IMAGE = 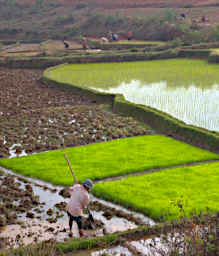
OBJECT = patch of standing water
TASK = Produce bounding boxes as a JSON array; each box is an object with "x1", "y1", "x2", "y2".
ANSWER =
[
  {"x1": 93, "y1": 210, "x2": 137, "y2": 233},
  {"x1": 91, "y1": 196, "x2": 155, "y2": 227},
  {"x1": 48, "y1": 118, "x2": 57, "y2": 123},
  {"x1": 87, "y1": 233, "x2": 183, "y2": 256},
  {"x1": 69, "y1": 119, "x2": 76, "y2": 124},
  {"x1": 130, "y1": 237, "x2": 169, "y2": 256},
  {"x1": 91, "y1": 81, "x2": 219, "y2": 132},
  {"x1": 92, "y1": 246, "x2": 132, "y2": 256},
  {"x1": 0, "y1": 167, "x2": 155, "y2": 248},
  {"x1": 9, "y1": 144, "x2": 27, "y2": 158}
]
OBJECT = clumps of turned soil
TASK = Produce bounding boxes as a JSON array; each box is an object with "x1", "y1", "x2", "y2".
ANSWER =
[
  {"x1": 0, "y1": 68, "x2": 95, "y2": 118},
  {"x1": 0, "y1": 105, "x2": 154, "y2": 158},
  {"x1": 0, "y1": 68, "x2": 155, "y2": 158},
  {"x1": 0, "y1": 174, "x2": 43, "y2": 226},
  {"x1": 89, "y1": 200, "x2": 146, "y2": 226}
]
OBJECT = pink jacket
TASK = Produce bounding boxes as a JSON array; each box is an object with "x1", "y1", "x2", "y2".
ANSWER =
[{"x1": 66, "y1": 184, "x2": 90, "y2": 216}]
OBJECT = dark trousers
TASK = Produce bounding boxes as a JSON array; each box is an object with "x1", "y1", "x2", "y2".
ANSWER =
[{"x1": 67, "y1": 211, "x2": 82, "y2": 230}]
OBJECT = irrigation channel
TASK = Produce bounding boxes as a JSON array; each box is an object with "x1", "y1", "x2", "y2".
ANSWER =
[{"x1": 0, "y1": 166, "x2": 167, "y2": 255}]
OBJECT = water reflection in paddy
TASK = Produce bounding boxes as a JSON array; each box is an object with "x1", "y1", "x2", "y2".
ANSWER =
[
  {"x1": 49, "y1": 59, "x2": 219, "y2": 132},
  {"x1": 92, "y1": 81, "x2": 219, "y2": 132}
]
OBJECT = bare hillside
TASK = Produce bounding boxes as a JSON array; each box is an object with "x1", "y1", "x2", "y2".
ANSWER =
[{"x1": 18, "y1": 0, "x2": 219, "y2": 8}]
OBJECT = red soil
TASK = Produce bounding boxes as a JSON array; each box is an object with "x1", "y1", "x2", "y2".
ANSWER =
[{"x1": 18, "y1": 0, "x2": 219, "y2": 8}]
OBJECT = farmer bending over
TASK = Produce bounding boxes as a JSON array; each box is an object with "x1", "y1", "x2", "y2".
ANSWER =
[{"x1": 66, "y1": 172, "x2": 93, "y2": 237}]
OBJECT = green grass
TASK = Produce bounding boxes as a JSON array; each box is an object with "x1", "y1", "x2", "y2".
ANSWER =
[
  {"x1": 93, "y1": 162, "x2": 219, "y2": 221},
  {"x1": 45, "y1": 58, "x2": 219, "y2": 89},
  {"x1": 90, "y1": 39, "x2": 163, "y2": 45},
  {"x1": 0, "y1": 135, "x2": 218, "y2": 186},
  {"x1": 106, "y1": 40, "x2": 164, "y2": 45}
]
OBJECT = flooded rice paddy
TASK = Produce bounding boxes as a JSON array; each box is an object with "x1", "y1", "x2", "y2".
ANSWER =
[
  {"x1": 1, "y1": 67, "x2": 218, "y2": 254},
  {"x1": 0, "y1": 167, "x2": 188, "y2": 256},
  {"x1": 48, "y1": 59, "x2": 219, "y2": 132},
  {"x1": 93, "y1": 81, "x2": 219, "y2": 132},
  {"x1": 0, "y1": 167, "x2": 154, "y2": 249}
]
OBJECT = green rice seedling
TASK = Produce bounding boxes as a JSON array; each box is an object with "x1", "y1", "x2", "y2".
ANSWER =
[
  {"x1": 0, "y1": 135, "x2": 218, "y2": 186},
  {"x1": 44, "y1": 59, "x2": 219, "y2": 132},
  {"x1": 93, "y1": 162, "x2": 219, "y2": 221},
  {"x1": 45, "y1": 59, "x2": 219, "y2": 90}
]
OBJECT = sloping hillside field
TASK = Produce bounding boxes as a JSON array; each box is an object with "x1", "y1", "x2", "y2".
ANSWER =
[
  {"x1": 45, "y1": 59, "x2": 219, "y2": 132},
  {"x1": 0, "y1": 135, "x2": 218, "y2": 186},
  {"x1": 93, "y1": 161, "x2": 219, "y2": 221}
]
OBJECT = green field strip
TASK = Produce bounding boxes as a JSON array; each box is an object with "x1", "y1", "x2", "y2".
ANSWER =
[
  {"x1": 0, "y1": 135, "x2": 218, "y2": 186},
  {"x1": 93, "y1": 162, "x2": 219, "y2": 221},
  {"x1": 45, "y1": 59, "x2": 219, "y2": 90}
]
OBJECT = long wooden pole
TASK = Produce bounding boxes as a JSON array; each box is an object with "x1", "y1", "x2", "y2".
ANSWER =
[
  {"x1": 64, "y1": 153, "x2": 74, "y2": 177},
  {"x1": 64, "y1": 153, "x2": 78, "y2": 184}
]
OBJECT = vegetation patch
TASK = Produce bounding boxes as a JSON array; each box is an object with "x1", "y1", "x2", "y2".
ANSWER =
[
  {"x1": 90, "y1": 39, "x2": 166, "y2": 50},
  {"x1": 45, "y1": 58, "x2": 219, "y2": 91},
  {"x1": 114, "y1": 94, "x2": 219, "y2": 153},
  {"x1": 178, "y1": 49, "x2": 211, "y2": 58},
  {"x1": 93, "y1": 161, "x2": 219, "y2": 221},
  {"x1": 0, "y1": 135, "x2": 218, "y2": 185},
  {"x1": 43, "y1": 59, "x2": 219, "y2": 152}
]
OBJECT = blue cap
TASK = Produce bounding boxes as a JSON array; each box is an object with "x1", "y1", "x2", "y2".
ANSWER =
[{"x1": 82, "y1": 179, "x2": 93, "y2": 190}]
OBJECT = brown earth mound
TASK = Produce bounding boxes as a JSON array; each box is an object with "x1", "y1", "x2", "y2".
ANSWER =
[{"x1": 0, "y1": 68, "x2": 155, "y2": 158}]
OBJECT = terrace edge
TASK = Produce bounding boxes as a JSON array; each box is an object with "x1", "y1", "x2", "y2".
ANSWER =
[{"x1": 42, "y1": 64, "x2": 219, "y2": 153}]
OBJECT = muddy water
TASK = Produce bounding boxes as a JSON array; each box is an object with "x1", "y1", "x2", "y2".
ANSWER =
[
  {"x1": 71, "y1": 235, "x2": 172, "y2": 256},
  {"x1": 69, "y1": 237, "x2": 166, "y2": 256},
  {"x1": 9, "y1": 143, "x2": 28, "y2": 158},
  {"x1": 0, "y1": 167, "x2": 155, "y2": 249}
]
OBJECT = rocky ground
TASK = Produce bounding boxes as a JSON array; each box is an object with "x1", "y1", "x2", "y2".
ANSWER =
[{"x1": 0, "y1": 68, "x2": 155, "y2": 158}]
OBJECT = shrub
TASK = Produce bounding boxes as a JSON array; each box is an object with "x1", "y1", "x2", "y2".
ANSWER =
[
  {"x1": 184, "y1": 4, "x2": 193, "y2": 8},
  {"x1": 211, "y1": 25, "x2": 219, "y2": 41},
  {"x1": 162, "y1": 9, "x2": 178, "y2": 23},
  {"x1": 170, "y1": 38, "x2": 183, "y2": 48},
  {"x1": 75, "y1": 3, "x2": 87, "y2": 9},
  {"x1": 82, "y1": 13, "x2": 105, "y2": 28},
  {"x1": 182, "y1": 30, "x2": 206, "y2": 44},
  {"x1": 55, "y1": 14, "x2": 75, "y2": 25},
  {"x1": 130, "y1": 48, "x2": 138, "y2": 52},
  {"x1": 105, "y1": 15, "x2": 120, "y2": 26}
]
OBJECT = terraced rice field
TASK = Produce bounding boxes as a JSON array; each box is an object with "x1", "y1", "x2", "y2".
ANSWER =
[
  {"x1": 93, "y1": 161, "x2": 219, "y2": 221},
  {"x1": 45, "y1": 59, "x2": 219, "y2": 132},
  {"x1": 0, "y1": 135, "x2": 218, "y2": 185},
  {"x1": 0, "y1": 67, "x2": 219, "y2": 255}
]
